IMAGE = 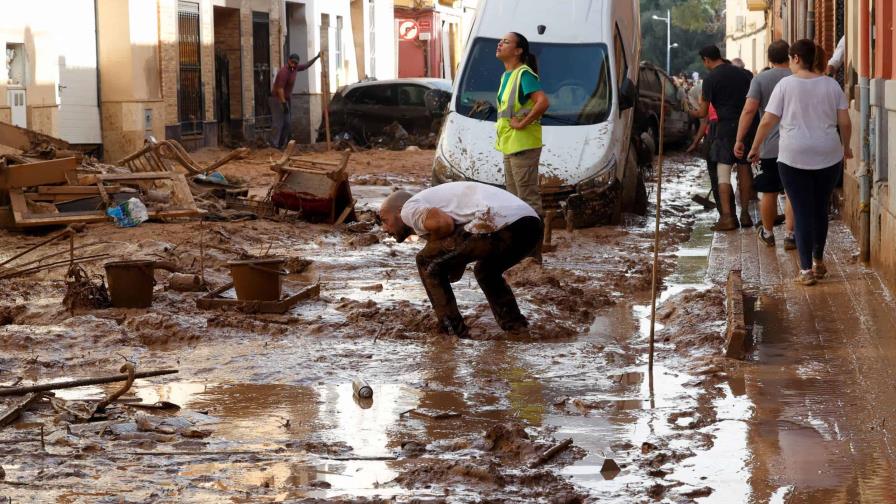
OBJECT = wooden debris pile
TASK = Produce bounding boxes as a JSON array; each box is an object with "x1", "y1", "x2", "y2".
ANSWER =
[{"x1": 0, "y1": 122, "x2": 250, "y2": 229}]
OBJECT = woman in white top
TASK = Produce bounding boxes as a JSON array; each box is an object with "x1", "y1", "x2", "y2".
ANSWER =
[{"x1": 748, "y1": 39, "x2": 852, "y2": 286}]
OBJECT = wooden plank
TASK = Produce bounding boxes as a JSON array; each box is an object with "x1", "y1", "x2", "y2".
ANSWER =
[
  {"x1": 0, "y1": 157, "x2": 78, "y2": 189},
  {"x1": 725, "y1": 269, "x2": 748, "y2": 359},
  {"x1": 0, "y1": 393, "x2": 44, "y2": 428},
  {"x1": 0, "y1": 121, "x2": 71, "y2": 151},
  {"x1": 196, "y1": 283, "x2": 320, "y2": 314},
  {"x1": 96, "y1": 172, "x2": 174, "y2": 182},
  {"x1": 37, "y1": 185, "x2": 121, "y2": 194},
  {"x1": 335, "y1": 199, "x2": 356, "y2": 225}
]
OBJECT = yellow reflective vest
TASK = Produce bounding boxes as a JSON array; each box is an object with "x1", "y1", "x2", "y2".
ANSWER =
[{"x1": 495, "y1": 64, "x2": 543, "y2": 155}]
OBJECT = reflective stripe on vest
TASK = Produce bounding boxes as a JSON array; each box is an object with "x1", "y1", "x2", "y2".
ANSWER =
[{"x1": 497, "y1": 65, "x2": 535, "y2": 120}]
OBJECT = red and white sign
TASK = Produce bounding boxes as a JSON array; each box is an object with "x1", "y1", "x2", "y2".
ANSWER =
[{"x1": 398, "y1": 20, "x2": 419, "y2": 40}]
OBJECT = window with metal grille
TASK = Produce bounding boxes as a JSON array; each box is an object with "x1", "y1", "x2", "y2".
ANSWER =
[
  {"x1": 253, "y1": 11, "x2": 272, "y2": 130},
  {"x1": 178, "y1": 1, "x2": 203, "y2": 136}
]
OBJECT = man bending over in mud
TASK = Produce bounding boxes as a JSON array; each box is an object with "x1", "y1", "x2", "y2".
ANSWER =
[{"x1": 380, "y1": 181, "x2": 542, "y2": 339}]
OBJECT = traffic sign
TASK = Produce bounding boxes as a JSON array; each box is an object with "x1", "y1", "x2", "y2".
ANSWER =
[{"x1": 398, "y1": 20, "x2": 419, "y2": 40}]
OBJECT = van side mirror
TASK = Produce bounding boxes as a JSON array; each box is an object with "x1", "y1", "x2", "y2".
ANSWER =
[
  {"x1": 425, "y1": 89, "x2": 452, "y2": 116},
  {"x1": 619, "y1": 78, "x2": 637, "y2": 111}
]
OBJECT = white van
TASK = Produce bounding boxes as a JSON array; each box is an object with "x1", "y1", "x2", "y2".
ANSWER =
[{"x1": 432, "y1": 0, "x2": 644, "y2": 226}]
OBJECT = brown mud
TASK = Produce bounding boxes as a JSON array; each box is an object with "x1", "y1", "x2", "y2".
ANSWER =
[{"x1": 0, "y1": 150, "x2": 747, "y2": 502}]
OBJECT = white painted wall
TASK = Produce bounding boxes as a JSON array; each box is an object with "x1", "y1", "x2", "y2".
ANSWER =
[
  {"x1": 0, "y1": 0, "x2": 101, "y2": 143},
  {"x1": 56, "y1": 0, "x2": 102, "y2": 143},
  {"x1": 371, "y1": 0, "x2": 396, "y2": 80}
]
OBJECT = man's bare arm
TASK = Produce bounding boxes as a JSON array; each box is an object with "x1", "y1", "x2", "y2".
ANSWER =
[{"x1": 423, "y1": 208, "x2": 455, "y2": 239}]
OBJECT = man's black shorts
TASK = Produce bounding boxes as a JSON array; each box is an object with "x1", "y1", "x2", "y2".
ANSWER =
[
  {"x1": 709, "y1": 119, "x2": 754, "y2": 165},
  {"x1": 754, "y1": 158, "x2": 784, "y2": 193}
]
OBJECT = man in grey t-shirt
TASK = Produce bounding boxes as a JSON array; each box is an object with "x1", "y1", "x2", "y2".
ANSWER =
[{"x1": 734, "y1": 40, "x2": 796, "y2": 250}]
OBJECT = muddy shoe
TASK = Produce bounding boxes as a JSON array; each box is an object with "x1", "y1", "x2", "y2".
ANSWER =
[
  {"x1": 783, "y1": 236, "x2": 797, "y2": 251},
  {"x1": 813, "y1": 260, "x2": 828, "y2": 279},
  {"x1": 793, "y1": 270, "x2": 817, "y2": 286},
  {"x1": 757, "y1": 228, "x2": 775, "y2": 248},
  {"x1": 712, "y1": 216, "x2": 738, "y2": 231},
  {"x1": 739, "y1": 211, "x2": 754, "y2": 228}
]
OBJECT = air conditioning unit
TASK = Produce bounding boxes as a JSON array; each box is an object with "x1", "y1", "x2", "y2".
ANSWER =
[{"x1": 747, "y1": 0, "x2": 768, "y2": 11}]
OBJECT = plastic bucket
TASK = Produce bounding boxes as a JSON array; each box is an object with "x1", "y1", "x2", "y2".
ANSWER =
[
  {"x1": 228, "y1": 257, "x2": 286, "y2": 301},
  {"x1": 105, "y1": 260, "x2": 156, "y2": 308}
]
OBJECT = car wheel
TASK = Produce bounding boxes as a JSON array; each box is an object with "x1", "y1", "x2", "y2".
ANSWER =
[{"x1": 647, "y1": 120, "x2": 660, "y2": 154}]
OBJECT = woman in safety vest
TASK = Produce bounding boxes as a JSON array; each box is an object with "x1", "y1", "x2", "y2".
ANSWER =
[{"x1": 495, "y1": 32, "x2": 550, "y2": 218}]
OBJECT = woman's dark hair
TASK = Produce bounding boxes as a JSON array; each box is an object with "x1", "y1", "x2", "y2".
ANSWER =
[
  {"x1": 510, "y1": 32, "x2": 538, "y2": 74},
  {"x1": 790, "y1": 39, "x2": 826, "y2": 73}
]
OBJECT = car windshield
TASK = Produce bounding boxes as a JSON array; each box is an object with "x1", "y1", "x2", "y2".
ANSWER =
[{"x1": 455, "y1": 38, "x2": 612, "y2": 126}]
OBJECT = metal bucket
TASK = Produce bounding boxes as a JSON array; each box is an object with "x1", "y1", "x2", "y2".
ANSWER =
[
  {"x1": 104, "y1": 260, "x2": 156, "y2": 308},
  {"x1": 228, "y1": 257, "x2": 286, "y2": 301}
]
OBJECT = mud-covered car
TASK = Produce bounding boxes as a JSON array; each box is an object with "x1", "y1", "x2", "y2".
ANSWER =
[
  {"x1": 324, "y1": 78, "x2": 453, "y2": 144},
  {"x1": 635, "y1": 61, "x2": 691, "y2": 149}
]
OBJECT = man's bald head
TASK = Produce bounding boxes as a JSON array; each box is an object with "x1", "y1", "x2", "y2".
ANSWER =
[{"x1": 380, "y1": 190, "x2": 414, "y2": 242}]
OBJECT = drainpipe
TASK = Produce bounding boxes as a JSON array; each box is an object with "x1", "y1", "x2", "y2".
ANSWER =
[{"x1": 858, "y1": 0, "x2": 871, "y2": 263}]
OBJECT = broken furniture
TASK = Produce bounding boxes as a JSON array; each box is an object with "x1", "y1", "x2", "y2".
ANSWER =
[
  {"x1": 269, "y1": 141, "x2": 356, "y2": 224},
  {"x1": 116, "y1": 138, "x2": 249, "y2": 176},
  {"x1": 6, "y1": 171, "x2": 203, "y2": 228},
  {"x1": 196, "y1": 281, "x2": 320, "y2": 314}
]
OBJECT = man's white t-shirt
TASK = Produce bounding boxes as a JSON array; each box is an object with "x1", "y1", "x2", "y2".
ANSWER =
[
  {"x1": 765, "y1": 75, "x2": 848, "y2": 170},
  {"x1": 400, "y1": 182, "x2": 538, "y2": 236}
]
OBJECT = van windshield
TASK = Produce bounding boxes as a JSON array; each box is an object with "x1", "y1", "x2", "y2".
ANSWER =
[{"x1": 456, "y1": 38, "x2": 612, "y2": 126}]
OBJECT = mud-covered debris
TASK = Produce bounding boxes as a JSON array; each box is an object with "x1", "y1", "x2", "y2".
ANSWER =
[
  {"x1": 63, "y1": 265, "x2": 111, "y2": 312},
  {"x1": 641, "y1": 441, "x2": 658, "y2": 454},
  {"x1": 476, "y1": 423, "x2": 539, "y2": 463},
  {"x1": 348, "y1": 233, "x2": 380, "y2": 248},
  {"x1": 400, "y1": 440, "x2": 427, "y2": 457},
  {"x1": 600, "y1": 458, "x2": 621, "y2": 477},
  {"x1": 284, "y1": 257, "x2": 313, "y2": 274},
  {"x1": 682, "y1": 486, "x2": 714, "y2": 498}
]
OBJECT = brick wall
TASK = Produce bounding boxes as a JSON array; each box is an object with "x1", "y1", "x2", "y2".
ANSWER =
[
  {"x1": 240, "y1": 5, "x2": 255, "y2": 128},
  {"x1": 200, "y1": 0, "x2": 215, "y2": 125},
  {"x1": 214, "y1": 7, "x2": 242, "y2": 120},
  {"x1": 159, "y1": 0, "x2": 179, "y2": 127}
]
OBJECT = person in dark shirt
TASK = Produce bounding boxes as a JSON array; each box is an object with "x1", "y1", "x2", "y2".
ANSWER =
[
  {"x1": 690, "y1": 45, "x2": 757, "y2": 231},
  {"x1": 270, "y1": 52, "x2": 321, "y2": 149}
]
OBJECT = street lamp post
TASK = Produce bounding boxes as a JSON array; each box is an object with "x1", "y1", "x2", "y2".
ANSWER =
[{"x1": 652, "y1": 9, "x2": 675, "y2": 74}]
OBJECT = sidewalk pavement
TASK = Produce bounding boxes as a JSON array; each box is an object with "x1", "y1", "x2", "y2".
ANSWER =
[{"x1": 708, "y1": 219, "x2": 896, "y2": 501}]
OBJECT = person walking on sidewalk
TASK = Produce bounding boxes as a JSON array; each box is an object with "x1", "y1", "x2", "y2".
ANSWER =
[
  {"x1": 691, "y1": 45, "x2": 757, "y2": 231},
  {"x1": 494, "y1": 32, "x2": 549, "y2": 217},
  {"x1": 734, "y1": 40, "x2": 796, "y2": 250},
  {"x1": 270, "y1": 52, "x2": 321, "y2": 149},
  {"x1": 379, "y1": 182, "x2": 542, "y2": 339},
  {"x1": 748, "y1": 39, "x2": 852, "y2": 286},
  {"x1": 688, "y1": 103, "x2": 734, "y2": 220}
]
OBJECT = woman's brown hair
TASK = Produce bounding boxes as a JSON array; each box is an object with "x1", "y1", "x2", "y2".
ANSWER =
[{"x1": 789, "y1": 39, "x2": 827, "y2": 73}]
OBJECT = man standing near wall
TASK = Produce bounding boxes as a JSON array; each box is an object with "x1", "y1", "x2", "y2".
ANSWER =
[{"x1": 270, "y1": 52, "x2": 321, "y2": 149}]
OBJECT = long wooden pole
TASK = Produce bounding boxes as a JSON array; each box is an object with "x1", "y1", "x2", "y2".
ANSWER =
[
  {"x1": 648, "y1": 79, "x2": 668, "y2": 390},
  {"x1": 0, "y1": 369, "x2": 178, "y2": 397}
]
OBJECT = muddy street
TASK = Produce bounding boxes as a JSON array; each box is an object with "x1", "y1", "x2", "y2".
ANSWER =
[{"x1": 1, "y1": 148, "x2": 893, "y2": 503}]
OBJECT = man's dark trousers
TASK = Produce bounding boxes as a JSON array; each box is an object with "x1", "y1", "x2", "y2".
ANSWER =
[
  {"x1": 270, "y1": 97, "x2": 291, "y2": 149},
  {"x1": 416, "y1": 216, "x2": 542, "y2": 336}
]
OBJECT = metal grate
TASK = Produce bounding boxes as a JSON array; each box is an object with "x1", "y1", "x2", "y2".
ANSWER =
[
  {"x1": 178, "y1": 1, "x2": 204, "y2": 136},
  {"x1": 253, "y1": 11, "x2": 272, "y2": 130}
]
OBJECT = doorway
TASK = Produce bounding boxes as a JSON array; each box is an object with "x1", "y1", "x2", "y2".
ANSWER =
[
  {"x1": 214, "y1": 6, "x2": 243, "y2": 144},
  {"x1": 252, "y1": 11, "x2": 272, "y2": 130}
]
